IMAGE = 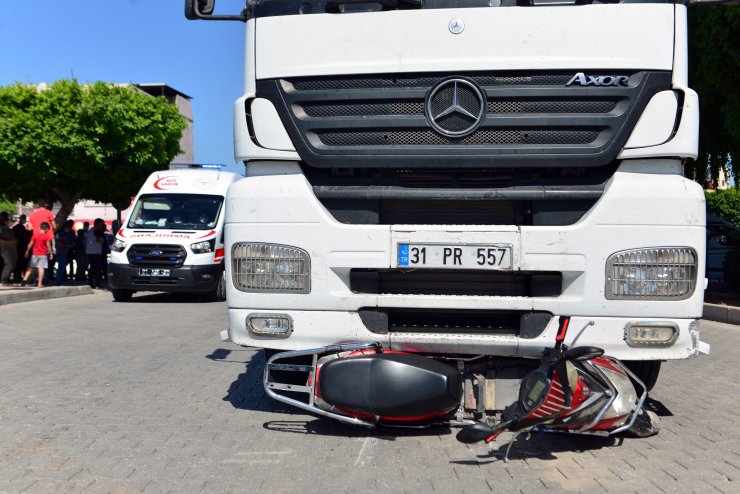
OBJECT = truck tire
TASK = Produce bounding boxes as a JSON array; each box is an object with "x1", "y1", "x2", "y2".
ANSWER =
[
  {"x1": 624, "y1": 360, "x2": 661, "y2": 392},
  {"x1": 111, "y1": 289, "x2": 134, "y2": 302},
  {"x1": 209, "y1": 270, "x2": 226, "y2": 302},
  {"x1": 264, "y1": 349, "x2": 312, "y2": 385}
]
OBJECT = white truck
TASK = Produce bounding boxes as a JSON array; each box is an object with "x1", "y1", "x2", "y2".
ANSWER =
[
  {"x1": 186, "y1": 0, "x2": 710, "y2": 411},
  {"x1": 107, "y1": 166, "x2": 241, "y2": 302}
]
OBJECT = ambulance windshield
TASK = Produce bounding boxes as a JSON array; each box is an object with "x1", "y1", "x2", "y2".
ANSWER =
[{"x1": 127, "y1": 194, "x2": 223, "y2": 230}]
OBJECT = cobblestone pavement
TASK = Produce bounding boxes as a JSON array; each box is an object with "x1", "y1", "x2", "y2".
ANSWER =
[{"x1": 0, "y1": 292, "x2": 738, "y2": 494}]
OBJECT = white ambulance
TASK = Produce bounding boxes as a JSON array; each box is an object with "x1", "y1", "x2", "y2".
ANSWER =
[{"x1": 107, "y1": 166, "x2": 241, "y2": 302}]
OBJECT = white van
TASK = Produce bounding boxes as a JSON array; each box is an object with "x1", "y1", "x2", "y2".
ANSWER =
[{"x1": 107, "y1": 167, "x2": 241, "y2": 302}]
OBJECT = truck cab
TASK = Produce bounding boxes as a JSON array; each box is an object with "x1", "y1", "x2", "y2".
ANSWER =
[{"x1": 187, "y1": 0, "x2": 709, "y2": 396}]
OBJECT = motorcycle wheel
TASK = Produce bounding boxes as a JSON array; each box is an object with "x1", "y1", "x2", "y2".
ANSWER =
[{"x1": 624, "y1": 360, "x2": 661, "y2": 391}]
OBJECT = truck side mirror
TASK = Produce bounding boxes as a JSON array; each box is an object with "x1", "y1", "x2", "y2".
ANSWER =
[
  {"x1": 185, "y1": 0, "x2": 214, "y2": 19},
  {"x1": 185, "y1": 0, "x2": 245, "y2": 21}
]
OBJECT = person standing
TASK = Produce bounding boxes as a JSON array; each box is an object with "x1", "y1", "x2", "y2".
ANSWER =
[
  {"x1": 86, "y1": 218, "x2": 106, "y2": 289},
  {"x1": 28, "y1": 199, "x2": 56, "y2": 235},
  {"x1": 22, "y1": 222, "x2": 53, "y2": 288},
  {"x1": 54, "y1": 220, "x2": 76, "y2": 286},
  {"x1": 75, "y1": 222, "x2": 89, "y2": 281},
  {"x1": 12, "y1": 214, "x2": 31, "y2": 282},
  {"x1": 28, "y1": 200, "x2": 56, "y2": 284},
  {"x1": 0, "y1": 212, "x2": 18, "y2": 285}
]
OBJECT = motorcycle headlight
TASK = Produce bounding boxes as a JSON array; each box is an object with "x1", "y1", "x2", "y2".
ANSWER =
[
  {"x1": 231, "y1": 243, "x2": 310, "y2": 294},
  {"x1": 190, "y1": 240, "x2": 214, "y2": 254},
  {"x1": 605, "y1": 247, "x2": 697, "y2": 300},
  {"x1": 111, "y1": 238, "x2": 127, "y2": 253}
]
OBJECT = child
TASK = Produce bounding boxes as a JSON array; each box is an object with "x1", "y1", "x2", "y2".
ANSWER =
[{"x1": 22, "y1": 222, "x2": 54, "y2": 288}]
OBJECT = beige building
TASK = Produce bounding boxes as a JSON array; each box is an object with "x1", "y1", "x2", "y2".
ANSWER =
[{"x1": 135, "y1": 83, "x2": 194, "y2": 164}]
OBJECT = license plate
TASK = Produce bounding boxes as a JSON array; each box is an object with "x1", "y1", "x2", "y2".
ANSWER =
[
  {"x1": 138, "y1": 268, "x2": 171, "y2": 276},
  {"x1": 397, "y1": 244, "x2": 512, "y2": 270}
]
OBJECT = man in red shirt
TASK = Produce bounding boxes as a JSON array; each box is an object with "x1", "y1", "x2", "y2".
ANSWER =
[
  {"x1": 21, "y1": 222, "x2": 54, "y2": 288},
  {"x1": 28, "y1": 199, "x2": 56, "y2": 284},
  {"x1": 28, "y1": 199, "x2": 56, "y2": 234}
]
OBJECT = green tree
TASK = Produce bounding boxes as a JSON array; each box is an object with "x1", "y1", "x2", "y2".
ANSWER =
[
  {"x1": 0, "y1": 197, "x2": 15, "y2": 215},
  {"x1": 0, "y1": 80, "x2": 186, "y2": 223},
  {"x1": 706, "y1": 188, "x2": 740, "y2": 225},
  {"x1": 686, "y1": 5, "x2": 740, "y2": 185}
]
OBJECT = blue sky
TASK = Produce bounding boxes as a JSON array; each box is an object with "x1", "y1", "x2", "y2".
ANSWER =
[{"x1": 0, "y1": 0, "x2": 246, "y2": 174}]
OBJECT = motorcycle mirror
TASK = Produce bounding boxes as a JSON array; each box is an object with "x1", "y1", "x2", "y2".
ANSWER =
[
  {"x1": 456, "y1": 423, "x2": 495, "y2": 444},
  {"x1": 562, "y1": 346, "x2": 604, "y2": 362}
]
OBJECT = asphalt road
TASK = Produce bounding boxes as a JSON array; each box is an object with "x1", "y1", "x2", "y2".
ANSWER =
[{"x1": 0, "y1": 292, "x2": 738, "y2": 493}]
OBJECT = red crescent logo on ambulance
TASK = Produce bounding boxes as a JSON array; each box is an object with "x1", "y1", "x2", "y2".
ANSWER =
[
  {"x1": 153, "y1": 176, "x2": 179, "y2": 190},
  {"x1": 118, "y1": 229, "x2": 126, "y2": 238}
]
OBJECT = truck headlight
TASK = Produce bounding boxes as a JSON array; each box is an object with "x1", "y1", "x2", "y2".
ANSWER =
[
  {"x1": 231, "y1": 243, "x2": 310, "y2": 294},
  {"x1": 190, "y1": 240, "x2": 214, "y2": 254},
  {"x1": 111, "y1": 238, "x2": 127, "y2": 253},
  {"x1": 606, "y1": 247, "x2": 697, "y2": 300}
]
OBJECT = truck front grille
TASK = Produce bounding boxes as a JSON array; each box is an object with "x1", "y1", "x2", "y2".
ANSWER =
[
  {"x1": 127, "y1": 244, "x2": 187, "y2": 268},
  {"x1": 255, "y1": 70, "x2": 671, "y2": 168}
]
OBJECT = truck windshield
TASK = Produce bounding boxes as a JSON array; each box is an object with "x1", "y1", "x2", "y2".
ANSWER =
[{"x1": 127, "y1": 194, "x2": 224, "y2": 230}]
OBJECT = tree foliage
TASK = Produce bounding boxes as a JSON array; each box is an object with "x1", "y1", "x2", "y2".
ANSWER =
[
  {"x1": 0, "y1": 197, "x2": 15, "y2": 214},
  {"x1": 686, "y1": 5, "x2": 740, "y2": 185},
  {"x1": 0, "y1": 80, "x2": 186, "y2": 222},
  {"x1": 706, "y1": 188, "x2": 740, "y2": 225}
]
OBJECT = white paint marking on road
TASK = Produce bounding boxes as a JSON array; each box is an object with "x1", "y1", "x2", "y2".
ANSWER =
[
  {"x1": 235, "y1": 451, "x2": 292, "y2": 456},
  {"x1": 355, "y1": 436, "x2": 372, "y2": 466}
]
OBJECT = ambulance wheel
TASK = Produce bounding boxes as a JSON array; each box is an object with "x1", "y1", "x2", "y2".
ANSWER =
[
  {"x1": 624, "y1": 360, "x2": 661, "y2": 392},
  {"x1": 111, "y1": 289, "x2": 134, "y2": 302},
  {"x1": 209, "y1": 271, "x2": 226, "y2": 302}
]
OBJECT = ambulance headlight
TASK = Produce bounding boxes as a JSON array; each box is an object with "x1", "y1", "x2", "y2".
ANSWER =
[
  {"x1": 605, "y1": 248, "x2": 697, "y2": 300},
  {"x1": 625, "y1": 322, "x2": 679, "y2": 347},
  {"x1": 190, "y1": 240, "x2": 214, "y2": 254},
  {"x1": 111, "y1": 238, "x2": 127, "y2": 253},
  {"x1": 231, "y1": 243, "x2": 310, "y2": 294}
]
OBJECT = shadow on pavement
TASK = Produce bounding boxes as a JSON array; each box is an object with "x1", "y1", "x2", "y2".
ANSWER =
[
  {"x1": 452, "y1": 432, "x2": 620, "y2": 465},
  {"x1": 123, "y1": 292, "x2": 217, "y2": 304},
  {"x1": 644, "y1": 397, "x2": 673, "y2": 417}
]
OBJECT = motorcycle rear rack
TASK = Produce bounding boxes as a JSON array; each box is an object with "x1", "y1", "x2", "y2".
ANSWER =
[{"x1": 263, "y1": 342, "x2": 381, "y2": 428}]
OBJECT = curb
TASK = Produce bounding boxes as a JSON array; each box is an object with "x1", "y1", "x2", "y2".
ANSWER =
[
  {"x1": 702, "y1": 303, "x2": 740, "y2": 325},
  {"x1": 0, "y1": 285, "x2": 95, "y2": 306}
]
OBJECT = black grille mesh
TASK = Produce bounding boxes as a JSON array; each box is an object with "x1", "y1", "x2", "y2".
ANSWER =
[
  {"x1": 302, "y1": 99, "x2": 617, "y2": 118},
  {"x1": 127, "y1": 244, "x2": 187, "y2": 268},
  {"x1": 317, "y1": 129, "x2": 599, "y2": 147}
]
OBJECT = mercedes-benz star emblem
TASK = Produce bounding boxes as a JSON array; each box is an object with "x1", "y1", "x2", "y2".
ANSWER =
[
  {"x1": 425, "y1": 78, "x2": 486, "y2": 137},
  {"x1": 448, "y1": 18, "x2": 465, "y2": 34}
]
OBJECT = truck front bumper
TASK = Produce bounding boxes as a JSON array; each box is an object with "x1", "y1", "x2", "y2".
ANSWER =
[{"x1": 223, "y1": 160, "x2": 708, "y2": 360}]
